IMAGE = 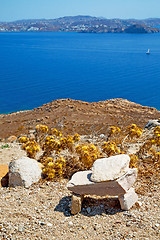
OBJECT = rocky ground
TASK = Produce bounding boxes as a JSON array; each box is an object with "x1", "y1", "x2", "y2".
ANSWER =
[
  {"x1": 0, "y1": 179, "x2": 159, "y2": 240},
  {"x1": 0, "y1": 98, "x2": 160, "y2": 239}
]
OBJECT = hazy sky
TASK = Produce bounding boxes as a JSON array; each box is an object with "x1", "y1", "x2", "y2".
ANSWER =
[{"x1": 1, "y1": 0, "x2": 160, "y2": 22}]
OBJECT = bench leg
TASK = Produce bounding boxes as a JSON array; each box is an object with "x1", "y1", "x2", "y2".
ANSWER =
[
  {"x1": 118, "y1": 187, "x2": 138, "y2": 210},
  {"x1": 71, "y1": 193, "x2": 84, "y2": 215}
]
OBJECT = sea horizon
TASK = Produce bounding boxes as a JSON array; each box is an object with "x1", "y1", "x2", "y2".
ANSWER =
[{"x1": 0, "y1": 31, "x2": 160, "y2": 114}]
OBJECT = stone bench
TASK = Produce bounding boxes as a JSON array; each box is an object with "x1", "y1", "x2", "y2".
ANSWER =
[{"x1": 67, "y1": 168, "x2": 138, "y2": 214}]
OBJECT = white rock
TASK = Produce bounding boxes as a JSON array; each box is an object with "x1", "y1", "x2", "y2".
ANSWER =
[
  {"x1": 118, "y1": 187, "x2": 138, "y2": 210},
  {"x1": 144, "y1": 119, "x2": 160, "y2": 130},
  {"x1": 9, "y1": 157, "x2": 42, "y2": 187},
  {"x1": 155, "y1": 223, "x2": 159, "y2": 228},
  {"x1": 47, "y1": 223, "x2": 53, "y2": 227},
  {"x1": 91, "y1": 154, "x2": 130, "y2": 182},
  {"x1": 68, "y1": 221, "x2": 73, "y2": 226}
]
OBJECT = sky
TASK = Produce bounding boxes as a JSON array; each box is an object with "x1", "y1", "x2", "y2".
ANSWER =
[{"x1": 0, "y1": 0, "x2": 160, "y2": 22}]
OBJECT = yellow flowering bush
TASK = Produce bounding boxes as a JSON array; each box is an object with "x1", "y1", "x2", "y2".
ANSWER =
[
  {"x1": 42, "y1": 156, "x2": 65, "y2": 180},
  {"x1": 152, "y1": 126, "x2": 160, "y2": 146},
  {"x1": 73, "y1": 133, "x2": 80, "y2": 142},
  {"x1": 22, "y1": 140, "x2": 40, "y2": 158},
  {"x1": 102, "y1": 141, "x2": 120, "y2": 157},
  {"x1": 35, "y1": 124, "x2": 49, "y2": 144},
  {"x1": 75, "y1": 143, "x2": 101, "y2": 168},
  {"x1": 127, "y1": 124, "x2": 143, "y2": 139},
  {"x1": 129, "y1": 154, "x2": 138, "y2": 169},
  {"x1": 109, "y1": 126, "x2": 121, "y2": 137},
  {"x1": 50, "y1": 128, "x2": 62, "y2": 137},
  {"x1": 138, "y1": 126, "x2": 160, "y2": 157},
  {"x1": 36, "y1": 124, "x2": 48, "y2": 133},
  {"x1": 65, "y1": 135, "x2": 74, "y2": 151},
  {"x1": 19, "y1": 136, "x2": 29, "y2": 143},
  {"x1": 42, "y1": 136, "x2": 61, "y2": 154},
  {"x1": 42, "y1": 134, "x2": 75, "y2": 155}
]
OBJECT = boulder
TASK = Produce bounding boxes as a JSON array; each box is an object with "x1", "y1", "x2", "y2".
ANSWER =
[
  {"x1": 0, "y1": 165, "x2": 9, "y2": 187},
  {"x1": 67, "y1": 168, "x2": 137, "y2": 196},
  {"x1": 91, "y1": 154, "x2": 130, "y2": 182},
  {"x1": 144, "y1": 119, "x2": 160, "y2": 130},
  {"x1": 9, "y1": 157, "x2": 42, "y2": 187}
]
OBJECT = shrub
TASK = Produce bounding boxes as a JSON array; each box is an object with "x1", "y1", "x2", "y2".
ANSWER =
[
  {"x1": 19, "y1": 136, "x2": 29, "y2": 143},
  {"x1": 22, "y1": 140, "x2": 40, "y2": 158},
  {"x1": 42, "y1": 156, "x2": 65, "y2": 180},
  {"x1": 127, "y1": 124, "x2": 143, "y2": 139},
  {"x1": 75, "y1": 143, "x2": 102, "y2": 168},
  {"x1": 102, "y1": 141, "x2": 120, "y2": 157}
]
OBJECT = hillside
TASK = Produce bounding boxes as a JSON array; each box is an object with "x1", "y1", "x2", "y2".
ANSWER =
[
  {"x1": 0, "y1": 98, "x2": 160, "y2": 239},
  {"x1": 0, "y1": 98, "x2": 160, "y2": 139},
  {"x1": 0, "y1": 16, "x2": 160, "y2": 33}
]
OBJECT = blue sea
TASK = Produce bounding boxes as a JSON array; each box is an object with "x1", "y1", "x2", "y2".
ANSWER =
[{"x1": 0, "y1": 31, "x2": 160, "y2": 114}]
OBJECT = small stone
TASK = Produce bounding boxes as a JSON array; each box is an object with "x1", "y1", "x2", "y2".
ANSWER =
[
  {"x1": 39, "y1": 221, "x2": 46, "y2": 226},
  {"x1": 99, "y1": 134, "x2": 105, "y2": 138},
  {"x1": 68, "y1": 221, "x2": 73, "y2": 226},
  {"x1": 18, "y1": 225, "x2": 24, "y2": 232},
  {"x1": 47, "y1": 223, "x2": 53, "y2": 227},
  {"x1": 135, "y1": 201, "x2": 142, "y2": 208},
  {"x1": 86, "y1": 207, "x2": 91, "y2": 214},
  {"x1": 123, "y1": 212, "x2": 132, "y2": 216},
  {"x1": 126, "y1": 221, "x2": 132, "y2": 227},
  {"x1": 155, "y1": 223, "x2": 159, "y2": 228}
]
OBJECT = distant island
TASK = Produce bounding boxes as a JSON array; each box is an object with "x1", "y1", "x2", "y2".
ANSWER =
[{"x1": 0, "y1": 15, "x2": 160, "y2": 33}]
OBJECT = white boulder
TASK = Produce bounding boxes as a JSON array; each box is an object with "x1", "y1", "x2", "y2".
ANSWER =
[
  {"x1": 144, "y1": 119, "x2": 160, "y2": 130},
  {"x1": 91, "y1": 154, "x2": 130, "y2": 182},
  {"x1": 9, "y1": 157, "x2": 42, "y2": 187}
]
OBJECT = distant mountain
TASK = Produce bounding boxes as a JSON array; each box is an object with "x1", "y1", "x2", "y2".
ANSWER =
[
  {"x1": 0, "y1": 15, "x2": 160, "y2": 33},
  {"x1": 124, "y1": 24, "x2": 160, "y2": 33}
]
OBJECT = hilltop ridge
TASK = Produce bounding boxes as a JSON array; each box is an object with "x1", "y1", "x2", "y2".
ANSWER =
[
  {"x1": 0, "y1": 98, "x2": 160, "y2": 139},
  {"x1": 0, "y1": 15, "x2": 160, "y2": 33}
]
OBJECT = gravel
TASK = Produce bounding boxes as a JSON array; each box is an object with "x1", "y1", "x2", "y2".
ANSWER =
[{"x1": 0, "y1": 179, "x2": 159, "y2": 240}]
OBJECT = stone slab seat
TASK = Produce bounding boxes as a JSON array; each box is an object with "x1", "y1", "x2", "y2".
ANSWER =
[
  {"x1": 67, "y1": 168, "x2": 138, "y2": 214},
  {"x1": 67, "y1": 168, "x2": 137, "y2": 196}
]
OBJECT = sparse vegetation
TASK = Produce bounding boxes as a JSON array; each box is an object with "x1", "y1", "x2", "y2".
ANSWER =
[
  {"x1": 1, "y1": 144, "x2": 9, "y2": 149},
  {"x1": 17, "y1": 123, "x2": 160, "y2": 193}
]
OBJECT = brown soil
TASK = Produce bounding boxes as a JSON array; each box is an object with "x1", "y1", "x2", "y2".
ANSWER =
[{"x1": 0, "y1": 98, "x2": 160, "y2": 139}]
